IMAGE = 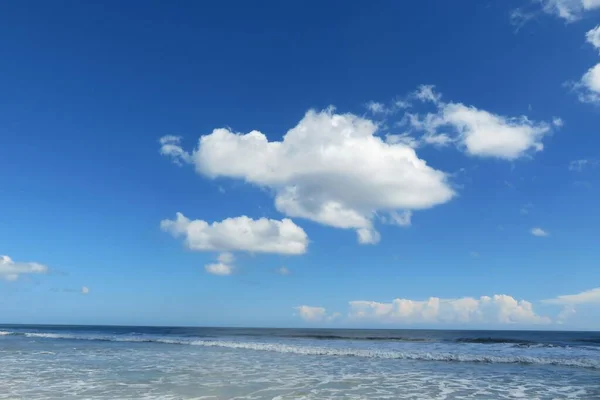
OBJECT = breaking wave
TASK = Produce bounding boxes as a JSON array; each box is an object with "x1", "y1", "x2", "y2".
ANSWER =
[{"x1": 1, "y1": 330, "x2": 598, "y2": 370}]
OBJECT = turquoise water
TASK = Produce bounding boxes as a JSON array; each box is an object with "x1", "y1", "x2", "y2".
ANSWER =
[{"x1": 1, "y1": 325, "x2": 599, "y2": 399}]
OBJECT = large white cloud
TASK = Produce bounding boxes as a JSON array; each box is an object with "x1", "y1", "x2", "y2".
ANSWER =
[
  {"x1": 348, "y1": 295, "x2": 551, "y2": 325},
  {"x1": 0, "y1": 255, "x2": 48, "y2": 281},
  {"x1": 161, "y1": 213, "x2": 308, "y2": 254},
  {"x1": 406, "y1": 87, "x2": 555, "y2": 160},
  {"x1": 574, "y1": 63, "x2": 600, "y2": 104},
  {"x1": 160, "y1": 108, "x2": 455, "y2": 243},
  {"x1": 539, "y1": 0, "x2": 600, "y2": 21}
]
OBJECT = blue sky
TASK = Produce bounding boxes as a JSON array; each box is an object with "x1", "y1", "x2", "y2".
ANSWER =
[{"x1": 1, "y1": 0, "x2": 600, "y2": 329}]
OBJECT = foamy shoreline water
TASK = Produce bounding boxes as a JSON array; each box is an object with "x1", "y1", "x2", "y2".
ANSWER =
[{"x1": 1, "y1": 325, "x2": 599, "y2": 399}]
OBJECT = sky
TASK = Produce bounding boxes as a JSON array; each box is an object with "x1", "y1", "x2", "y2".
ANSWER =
[{"x1": 1, "y1": 0, "x2": 600, "y2": 330}]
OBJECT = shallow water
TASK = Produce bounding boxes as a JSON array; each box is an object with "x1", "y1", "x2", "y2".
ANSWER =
[{"x1": 1, "y1": 325, "x2": 599, "y2": 399}]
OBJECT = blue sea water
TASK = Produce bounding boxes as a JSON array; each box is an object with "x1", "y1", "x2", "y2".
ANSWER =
[{"x1": 0, "y1": 325, "x2": 599, "y2": 399}]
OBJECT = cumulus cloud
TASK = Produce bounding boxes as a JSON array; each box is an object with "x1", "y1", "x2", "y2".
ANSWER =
[
  {"x1": 542, "y1": 287, "x2": 600, "y2": 305},
  {"x1": 295, "y1": 305, "x2": 328, "y2": 322},
  {"x1": 160, "y1": 108, "x2": 455, "y2": 243},
  {"x1": 587, "y1": 25, "x2": 600, "y2": 51},
  {"x1": 348, "y1": 295, "x2": 551, "y2": 325},
  {"x1": 573, "y1": 63, "x2": 600, "y2": 104},
  {"x1": 440, "y1": 104, "x2": 550, "y2": 159},
  {"x1": 205, "y1": 263, "x2": 233, "y2": 276},
  {"x1": 0, "y1": 255, "x2": 49, "y2": 281},
  {"x1": 530, "y1": 227, "x2": 549, "y2": 237},
  {"x1": 538, "y1": 0, "x2": 600, "y2": 21},
  {"x1": 161, "y1": 213, "x2": 308, "y2": 254},
  {"x1": 402, "y1": 87, "x2": 556, "y2": 160}
]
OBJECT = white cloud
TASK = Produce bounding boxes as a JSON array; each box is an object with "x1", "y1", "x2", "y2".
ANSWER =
[
  {"x1": 159, "y1": 136, "x2": 192, "y2": 165},
  {"x1": 586, "y1": 25, "x2": 600, "y2": 51},
  {"x1": 385, "y1": 133, "x2": 420, "y2": 148},
  {"x1": 295, "y1": 305, "x2": 328, "y2": 322},
  {"x1": 394, "y1": 99, "x2": 412, "y2": 109},
  {"x1": 218, "y1": 252, "x2": 235, "y2": 264},
  {"x1": 510, "y1": 8, "x2": 537, "y2": 31},
  {"x1": 574, "y1": 63, "x2": 600, "y2": 104},
  {"x1": 556, "y1": 306, "x2": 576, "y2": 323},
  {"x1": 380, "y1": 210, "x2": 412, "y2": 227},
  {"x1": 365, "y1": 101, "x2": 388, "y2": 114},
  {"x1": 539, "y1": 0, "x2": 600, "y2": 21},
  {"x1": 160, "y1": 108, "x2": 455, "y2": 244},
  {"x1": 414, "y1": 84, "x2": 442, "y2": 103},
  {"x1": 530, "y1": 227, "x2": 549, "y2": 237},
  {"x1": 552, "y1": 117, "x2": 564, "y2": 128},
  {"x1": 161, "y1": 213, "x2": 308, "y2": 254},
  {"x1": 349, "y1": 295, "x2": 551, "y2": 325},
  {"x1": 0, "y1": 255, "x2": 49, "y2": 281},
  {"x1": 440, "y1": 103, "x2": 551, "y2": 159},
  {"x1": 81, "y1": 286, "x2": 90, "y2": 295},
  {"x1": 543, "y1": 287, "x2": 600, "y2": 324},
  {"x1": 542, "y1": 287, "x2": 600, "y2": 305},
  {"x1": 205, "y1": 263, "x2": 233, "y2": 276},
  {"x1": 277, "y1": 266, "x2": 291, "y2": 275},
  {"x1": 405, "y1": 87, "x2": 555, "y2": 159}
]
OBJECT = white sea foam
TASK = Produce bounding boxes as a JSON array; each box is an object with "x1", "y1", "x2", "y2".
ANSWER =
[
  {"x1": 186, "y1": 339, "x2": 600, "y2": 369},
  {"x1": 1, "y1": 332, "x2": 598, "y2": 400},
  {"x1": 24, "y1": 332, "x2": 73, "y2": 339}
]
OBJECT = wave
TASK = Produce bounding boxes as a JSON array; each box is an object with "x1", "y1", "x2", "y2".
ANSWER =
[
  {"x1": 184, "y1": 340, "x2": 599, "y2": 369},
  {"x1": 578, "y1": 338, "x2": 600, "y2": 344},
  {"x1": 286, "y1": 334, "x2": 432, "y2": 342},
  {"x1": 2, "y1": 330, "x2": 598, "y2": 370},
  {"x1": 456, "y1": 337, "x2": 536, "y2": 345},
  {"x1": 454, "y1": 337, "x2": 560, "y2": 348}
]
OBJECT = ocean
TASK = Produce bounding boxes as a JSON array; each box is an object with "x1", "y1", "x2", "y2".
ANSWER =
[{"x1": 0, "y1": 325, "x2": 598, "y2": 399}]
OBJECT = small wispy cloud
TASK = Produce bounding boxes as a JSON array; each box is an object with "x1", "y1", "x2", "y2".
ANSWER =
[
  {"x1": 205, "y1": 263, "x2": 233, "y2": 276},
  {"x1": 569, "y1": 159, "x2": 597, "y2": 171},
  {"x1": 531, "y1": 227, "x2": 549, "y2": 237},
  {"x1": 277, "y1": 266, "x2": 291, "y2": 276},
  {"x1": 51, "y1": 286, "x2": 90, "y2": 295},
  {"x1": 520, "y1": 203, "x2": 534, "y2": 215}
]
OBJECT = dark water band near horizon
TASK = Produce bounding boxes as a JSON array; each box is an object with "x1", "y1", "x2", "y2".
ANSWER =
[{"x1": 1, "y1": 324, "x2": 599, "y2": 399}]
